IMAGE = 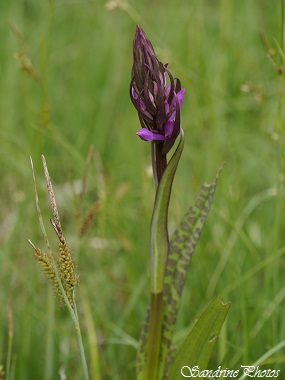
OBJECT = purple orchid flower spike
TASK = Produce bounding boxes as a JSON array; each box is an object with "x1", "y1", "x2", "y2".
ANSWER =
[{"x1": 130, "y1": 25, "x2": 185, "y2": 183}]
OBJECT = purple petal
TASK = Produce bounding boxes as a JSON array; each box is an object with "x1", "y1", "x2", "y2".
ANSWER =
[
  {"x1": 163, "y1": 120, "x2": 175, "y2": 137},
  {"x1": 153, "y1": 82, "x2": 158, "y2": 96},
  {"x1": 131, "y1": 86, "x2": 138, "y2": 100},
  {"x1": 167, "y1": 88, "x2": 185, "y2": 121},
  {"x1": 164, "y1": 100, "x2": 169, "y2": 115},
  {"x1": 136, "y1": 128, "x2": 166, "y2": 141},
  {"x1": 148, "y1": 90, "x2": 155, "y2": 107},
  {"x1": 141, "y1": 109, "x2": 153, "y2": 120},
  {"x1": 176, "y1": 88, "x2": 185, "y2": 108},
  {"x1": 168, "y1": 110, "x2": 176, "y2": 122},
  {"x1": 164, "y1": 85, "x2": 171, "y2": 98},
  {"x1": 138, "y1": 98, "x2": 146, "y2": 111}
]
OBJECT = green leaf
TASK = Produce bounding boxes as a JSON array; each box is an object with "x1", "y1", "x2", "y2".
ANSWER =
[
  {"x1": 136, "y1": 306, "x2": 150, "y2": 380},
  {"x1": 160, "y1": 166, "x2": 223, "y2": 378},
  {"x1": 136, "y1": 130, "x2": 185, "y2": 379},
  {"x1": 168, "y1": 296, "x2": 231, "y2": 380},
  {"x1": 150, "y1": 129, "x2": 185, "y2": 294}
]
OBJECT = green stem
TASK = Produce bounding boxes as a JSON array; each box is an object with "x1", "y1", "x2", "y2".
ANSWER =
[
  {"x1": 281, "y1": 0, "x2": 284, "y2": 57},
  {"x1": 151, "y1": 142, "x2": 167, "y2": 188},
  {"x1": 53, "y1": 262, "x2": 90, "y2": 380},
  {"x1": 44, "y1": 290, "x2": 55, "y2": 380},
  {"x1": 6, "y1": 298, "x2": 13, "y2": 380},
  {"x1": 6, "y1": 328, "x2": 12, "y2": 380},
  {"x1": 155, "y1": 143, "x2": 167, "y2": 185},
  {"x1": 74, "y1": 301, "x2": 90, "y2": 380},
  {"x1": 147, "y1": 292, "x2": 163, "y2": 380}
]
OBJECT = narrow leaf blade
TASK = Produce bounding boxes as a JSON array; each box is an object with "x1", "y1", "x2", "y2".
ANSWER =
[
  {"x1": 136, "y1": 130, "x2": 185, "y2": 379},
  {"x1": 150, "y1": 129, "x2": 185, "y2": 293},
  {"x1": 168, "y1": 296, "x2": 231, "y2": 380}
]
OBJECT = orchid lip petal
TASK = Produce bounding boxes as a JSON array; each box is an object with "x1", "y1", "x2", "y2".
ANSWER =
[{"x1": 136, "y1": 128, "x2": 166, "y2": 141}]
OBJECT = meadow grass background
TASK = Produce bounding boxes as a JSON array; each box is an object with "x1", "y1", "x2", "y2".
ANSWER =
[{"x1": 1, "y1": 0, "x2": 285, "y2": 379}]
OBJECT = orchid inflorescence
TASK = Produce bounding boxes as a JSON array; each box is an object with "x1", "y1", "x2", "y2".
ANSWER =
[{"x1": 130, "y1": 25, "x2": 185, "y2": 184}]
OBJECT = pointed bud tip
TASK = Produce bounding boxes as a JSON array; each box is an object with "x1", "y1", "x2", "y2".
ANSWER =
[{"x1": 135, "y1": 25, "x2": 144, "y2": 36}]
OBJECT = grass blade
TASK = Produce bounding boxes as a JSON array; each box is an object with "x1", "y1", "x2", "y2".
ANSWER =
[{"x1": 81, "y1": 286, "x2": 101, "y2": 380}]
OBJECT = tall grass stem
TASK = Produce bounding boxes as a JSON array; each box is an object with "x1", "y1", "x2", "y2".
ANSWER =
[
  {"x1": 44, "y1": 291, "x2": 55, "y2": 380},
  {"x1": 6, "y1": 298, "x2": 13, "y2": 380}
]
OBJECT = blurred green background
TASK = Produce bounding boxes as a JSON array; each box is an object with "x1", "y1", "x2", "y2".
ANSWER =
[{"x1": 1, "y1": 0, "x2": 285, "y2": 379}]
